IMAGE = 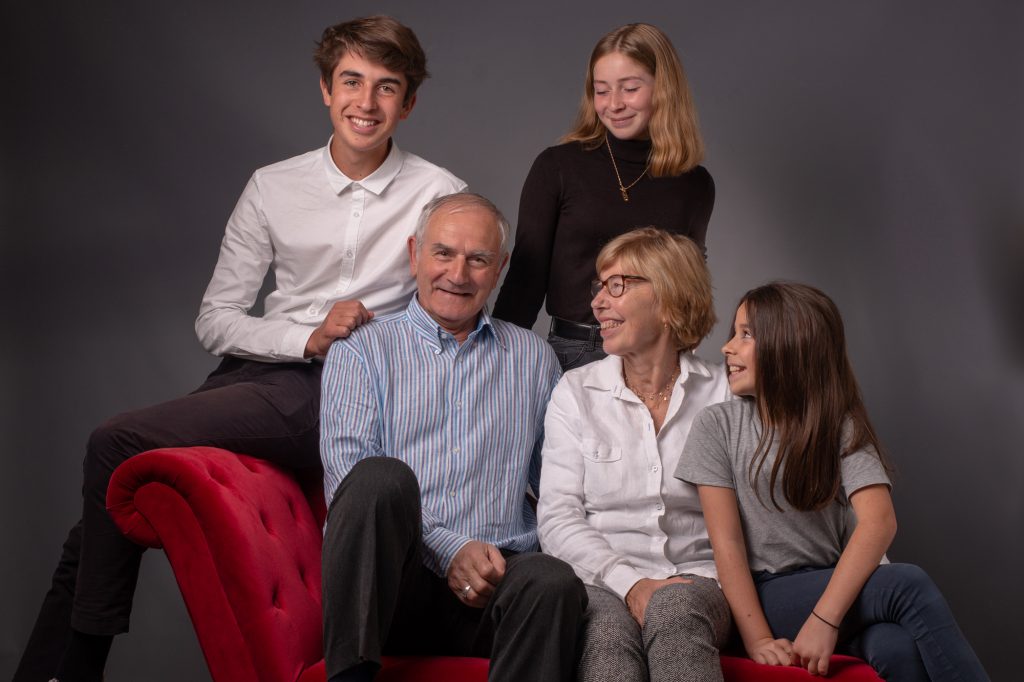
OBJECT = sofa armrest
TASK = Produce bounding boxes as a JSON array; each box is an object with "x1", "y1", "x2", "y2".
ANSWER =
[{"x1": 107, "y1": 446, "x2": 325, "y2": 682}]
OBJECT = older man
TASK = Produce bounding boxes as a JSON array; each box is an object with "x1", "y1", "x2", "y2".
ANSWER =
[{"x1": 319, "y1": 192, "x2": 587, "y2": 682}]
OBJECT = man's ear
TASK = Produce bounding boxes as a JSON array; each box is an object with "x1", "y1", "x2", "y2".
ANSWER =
[
  {"x1": 407, "y1": 236, "x2": 418, "y2": 276},
  {"x1": 489, "y1": 253, "x2": 511, "y2": 290},
  {"x1": 320, "y1": 78, "x2": 332, "y2": 106}
]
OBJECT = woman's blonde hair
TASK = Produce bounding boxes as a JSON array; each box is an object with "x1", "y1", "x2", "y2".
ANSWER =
[
  {"x1": 595, "y1": 227, "x2": 714, "y2": 351},
  {"x1": 562, "y1": 23, "x2": 704, "y2": 177}
]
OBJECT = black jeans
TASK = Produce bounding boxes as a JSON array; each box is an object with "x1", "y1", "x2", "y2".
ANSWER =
[
  {"x1": 546, "y1": 332, "x2": 606, "y2": 372},
  {"x1": 322, "y1": 457, "x2": 588, "y2": 682},
  {"x1": 15, "y1": 356, "x2": 323, "y2": 682}
]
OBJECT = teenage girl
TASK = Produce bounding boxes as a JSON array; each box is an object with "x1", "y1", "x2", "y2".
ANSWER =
[
  {"x1": 493, "y1": 23, "x2": 713, "y2": 371},
  {"x1": 676, "y1": 282, "x2": 988, "y2": 681}
]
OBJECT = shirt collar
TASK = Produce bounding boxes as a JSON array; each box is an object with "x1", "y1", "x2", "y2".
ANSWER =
[
  {"x1": 322, "y1": 136, "x2": 405, "y2": 195},
  {"x1": 582, "y1": 351, "x2": 713, "y2": 398},
  {"x1": 405, "y1": 295, "x2": 503, "y2": 351}
]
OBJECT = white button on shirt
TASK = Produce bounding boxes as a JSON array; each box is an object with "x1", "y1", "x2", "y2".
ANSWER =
[
  {"x1": 195, "y1": 139, "x2": 466, "y2": 362},
  {"x1": 538, "y1": 352, "x2": 733, "y2": 600}
]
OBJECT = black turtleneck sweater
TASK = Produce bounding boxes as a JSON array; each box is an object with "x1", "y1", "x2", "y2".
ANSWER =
[{"x1": 493, "y1": 135, "x2": 714, "y2": 329}]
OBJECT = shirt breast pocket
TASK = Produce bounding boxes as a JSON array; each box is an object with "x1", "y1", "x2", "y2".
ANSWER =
[{"x1": 580, "y1": 438, "x2": 624, "y2": 502}]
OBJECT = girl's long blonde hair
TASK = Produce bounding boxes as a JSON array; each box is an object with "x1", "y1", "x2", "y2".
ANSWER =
[{"x1": 562, "y1": 23, "x2": 704, "y2": 177}]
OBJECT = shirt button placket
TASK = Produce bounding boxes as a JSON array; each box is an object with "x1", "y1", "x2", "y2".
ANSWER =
[
  {"x1": 339, "y1": 185, "x2": 364, "y2": 290},
  {"x1": 446, "y1": 354, "x2": 463, "y2": 503}
]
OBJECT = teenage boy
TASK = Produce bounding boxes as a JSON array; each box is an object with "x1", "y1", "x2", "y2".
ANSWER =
[{"x1": 15, "y1": 16, "x2": 465, "y2": 682}]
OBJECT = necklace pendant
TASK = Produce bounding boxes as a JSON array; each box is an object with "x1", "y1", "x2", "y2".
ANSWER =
[{"x1": 621, "y1": 188, "x2": 629, "y2": 202}]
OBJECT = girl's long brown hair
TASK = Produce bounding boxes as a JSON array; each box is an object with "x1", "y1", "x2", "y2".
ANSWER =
[{"x1": 739, "y1": 282, "x2": 890, "y2": 511}]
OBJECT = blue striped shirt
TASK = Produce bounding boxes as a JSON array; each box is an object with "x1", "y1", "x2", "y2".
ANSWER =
[{"x1": 320, "y1": 295, "x2": 561, "y2": 576}]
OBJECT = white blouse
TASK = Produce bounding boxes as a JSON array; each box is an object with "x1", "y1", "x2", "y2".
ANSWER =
[{"x1": 538, "y1": 352, "x2": 732, "y2": 599}]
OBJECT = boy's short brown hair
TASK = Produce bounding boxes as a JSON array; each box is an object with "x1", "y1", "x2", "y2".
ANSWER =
[{"x1": 314, "y1": 16, "x2": 428, "y2": 104}]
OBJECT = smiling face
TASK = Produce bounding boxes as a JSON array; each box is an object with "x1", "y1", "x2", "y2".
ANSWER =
[
  {"x1": 722, "y1": 302, "x2": 757, "y2": 397},
  {"x1": 320, "y1": 51, "x2": 415, "y2": 178},
  {"x1": 592, "y1": 51, "x2": 655, "y2": 141},
  {"x1": 591, "y1": 260, "x2": 672, "y2": 359},
  {"x1": 407, "y1": 204, "x2": 508, "y2": 343}
]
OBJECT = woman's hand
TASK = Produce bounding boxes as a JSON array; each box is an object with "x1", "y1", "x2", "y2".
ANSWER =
[
  {"x1": 624, "y1": 576, "x2": 692, "y2": 625},
  {"x1": 747, "y1": 636, "x2": 796, "y2": 666},
  {"x1": 793, "y1": 614, "x2": 839, "y2": 675}
]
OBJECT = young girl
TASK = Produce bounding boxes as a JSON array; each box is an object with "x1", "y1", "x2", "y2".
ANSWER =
[
  {"x1": 676, "y1": 282, "x2": 988, "y2": 681},
  {"x1": 493, "y1": 23, "x2": 713, "y2": 371}
]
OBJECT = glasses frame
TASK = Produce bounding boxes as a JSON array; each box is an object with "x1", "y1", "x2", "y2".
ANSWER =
[{"x1": 590, "y1": 274, "x2": 649, "y2": 298}]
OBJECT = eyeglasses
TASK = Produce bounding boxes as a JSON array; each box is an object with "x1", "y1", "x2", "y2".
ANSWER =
[{"x1": 590, "y1": 274, "x2": 649, "y2": 298}]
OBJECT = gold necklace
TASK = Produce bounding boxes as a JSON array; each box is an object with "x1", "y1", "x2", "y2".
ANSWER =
[
  {"x1": 624, "y1": 365, "x2": 680, "y2": 404},
  {"x1": 605, "y1": 135, "x2": 649, "y2": 202}
]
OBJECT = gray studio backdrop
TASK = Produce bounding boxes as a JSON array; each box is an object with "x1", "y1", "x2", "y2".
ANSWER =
[{"x1": 3, "y1": 1, "x2": 1021, "y2": 680}]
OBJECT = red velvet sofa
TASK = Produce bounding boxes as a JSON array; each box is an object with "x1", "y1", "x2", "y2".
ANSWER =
[{"x1": 107, "y1": 446, "x2": 882, "y2": 682}]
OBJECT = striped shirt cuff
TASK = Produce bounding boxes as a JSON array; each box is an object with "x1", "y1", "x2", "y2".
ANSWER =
[{"x1": 423, "y1": 527, "x2": 473, "y2": 577}]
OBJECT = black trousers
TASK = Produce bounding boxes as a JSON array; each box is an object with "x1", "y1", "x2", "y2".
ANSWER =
[
  {"x1": 15, "y1": 356, "x2": 323, "y2": 682},
  {"x1": 322, "y1": 457, "x2": 587, "y2": 682}
]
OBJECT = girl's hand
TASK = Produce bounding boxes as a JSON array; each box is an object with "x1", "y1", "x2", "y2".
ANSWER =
[
  {"x1": 748, "y1": 636, "x2": 795, "y2": 666},
  {"x1": 793, "y1": 615, "x2": 839, "y2": 675}
]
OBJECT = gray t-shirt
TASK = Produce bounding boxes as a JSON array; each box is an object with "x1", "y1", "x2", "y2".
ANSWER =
[{"x1": 675, "y1": 400, "x2": 890, "y2": 574}]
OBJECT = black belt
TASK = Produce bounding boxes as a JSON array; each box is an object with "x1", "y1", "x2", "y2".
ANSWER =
[{"x1": 550, "y1": 317, "x2": 602, "y2": 343}]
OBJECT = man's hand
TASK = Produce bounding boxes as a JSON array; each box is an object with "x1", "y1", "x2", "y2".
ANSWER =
[
  {"x1": 624, "y1": 576, "x2": 692, "y2": 625},
  {"x1": 747, "y1": 636, "x2": 797, "y2": 667},
  {"x1": 304, "y1": 300, "x2": 373, "y2": 359},
  {"x1": 446, "y1": 541, "x2": 506, "y2": 608},
  {"x1": 793, "y1": 614, "x2": 840, "y2": 675}
]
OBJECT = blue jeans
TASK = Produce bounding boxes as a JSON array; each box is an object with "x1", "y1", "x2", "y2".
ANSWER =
[
  {"x1": 754, "y1": 563, "x2": 989, "y2": 682},
  {"x1": 547, "y1": 332, "x2": 606, "y2": 372}
]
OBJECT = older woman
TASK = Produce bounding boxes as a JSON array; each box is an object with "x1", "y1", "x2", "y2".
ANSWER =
[{"x1": 538, "y1": 227, "x2": 732, "y2": 682}]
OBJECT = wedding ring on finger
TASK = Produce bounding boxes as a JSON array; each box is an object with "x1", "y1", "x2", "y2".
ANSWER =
[{"x1": 461, "y1": 584, "x2": 472, "y2": 598}]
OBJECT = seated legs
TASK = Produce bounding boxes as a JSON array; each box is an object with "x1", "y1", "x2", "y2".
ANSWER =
[
  {"x1": 322, "y1": 457, "x2": 587, "y2": 682},
  {"x1": 577, "y1": 578, "x2": 729, "y2": 682}
]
